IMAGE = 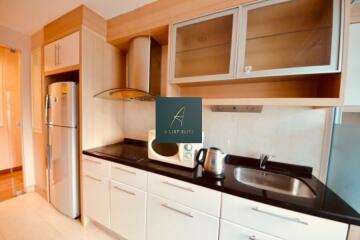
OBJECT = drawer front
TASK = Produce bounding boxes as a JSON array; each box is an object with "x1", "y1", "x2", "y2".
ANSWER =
[
  {"x1": 220, "y1": 220, "x2": 282, "y2": 240},
  {"x1": 82, "y1": 155, "x2": 110, "y2": 178},
  {"x1": 148, "y1": 173, "x2": 221, "y2": 217},
  {"x1": 222, "y1": 194, "x2": 348, "y2": 240},
  {"x1": 147, "y1": 194, "x2": 219, "y2": 240},
  {"x1": 111, "y1": 163, "x2": 147, "y2": 191},
  {"x1": 83, "y1": 174, "x2": 109, "y2": 227},
  {"x1": 110, "y1": 181, "x2": 146, "y2": 240}
]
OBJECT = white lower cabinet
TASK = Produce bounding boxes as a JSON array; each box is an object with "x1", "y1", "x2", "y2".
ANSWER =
[
  {"x1": 110, "y1": 180, "x2": 147, "y2": 240},
  {"x1": 148, "y1": 173, "x2": 221, "y2": 217},
  {"x1": 82, "y1": 155, "x2": 349, "y2": 240},
  {"x1": 222, "y1": 194, "x2": 349, "y2": 240},
  {"x1": 146, "y1": 194, "x2": 219, "y2": 240},
  {"x1": 83, "y1": 173, "x2": 110, "y2": 227},
  {"x1": 220, "y1": 220, "x2": 282, "y2": 240}
]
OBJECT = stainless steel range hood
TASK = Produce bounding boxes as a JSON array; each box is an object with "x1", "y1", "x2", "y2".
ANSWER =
[{"x1": 94, "y1": 36, "x2": 161, "y2": 101}]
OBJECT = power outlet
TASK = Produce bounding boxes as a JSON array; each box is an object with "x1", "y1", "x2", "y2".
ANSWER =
[{"x1": 210, "y1": 105, "x2": 263, "y2": 113}]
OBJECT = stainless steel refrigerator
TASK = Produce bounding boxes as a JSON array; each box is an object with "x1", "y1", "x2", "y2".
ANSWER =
[{"x1": 46, "y1": 81, "x2": 79, "y2": 218}]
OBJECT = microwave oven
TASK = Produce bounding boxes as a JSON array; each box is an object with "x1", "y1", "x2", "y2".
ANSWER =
[{"x1": 148, "y1": 130, "x2": 203, "y2": 169}]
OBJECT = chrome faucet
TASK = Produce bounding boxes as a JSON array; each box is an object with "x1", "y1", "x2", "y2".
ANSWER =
[{"x1": 259, "y1": 154, "x2": 274, "y2": 170}]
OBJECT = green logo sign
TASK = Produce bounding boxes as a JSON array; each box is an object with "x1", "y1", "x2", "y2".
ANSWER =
[{"x1": 156, "y1": 97, "x2": 202, "y2": 143}]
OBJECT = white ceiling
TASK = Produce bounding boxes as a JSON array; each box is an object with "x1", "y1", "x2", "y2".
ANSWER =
[{"x1": 0, "y1": 0, "x2": 155, "y2": 35}]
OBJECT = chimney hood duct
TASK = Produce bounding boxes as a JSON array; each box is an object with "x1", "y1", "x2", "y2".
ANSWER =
[{"x1": 94, "y1": 36, "x2": 162, "y2": 101}]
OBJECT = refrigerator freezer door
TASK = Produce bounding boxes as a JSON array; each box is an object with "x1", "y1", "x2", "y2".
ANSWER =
[
  {"x1": 48, "y1": 82, "x2": 77, "y2": 127},
  {"x1": 49, "y1": 125, "x2": 79, "y2": 218}
]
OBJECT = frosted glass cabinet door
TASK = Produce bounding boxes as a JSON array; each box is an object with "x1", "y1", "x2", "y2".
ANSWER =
[
  {"x1": 237, "y1": 0, "x2": 342, "y2": 78},
  {"x1": 170, "y1": 8, "x2": 238, "y2": 83}
]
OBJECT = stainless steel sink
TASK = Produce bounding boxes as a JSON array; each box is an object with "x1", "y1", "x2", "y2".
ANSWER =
[{"x1": 234, "y1": 167, "x2": 316, "y2": 198}]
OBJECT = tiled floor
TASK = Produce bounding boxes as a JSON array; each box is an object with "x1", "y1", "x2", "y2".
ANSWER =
[
  {"x1": 0, "y1": 169, "x2": 24, "y2": 202},
  {"x1": 0, "y1": 193, "x2": 119, "y2": 240}
]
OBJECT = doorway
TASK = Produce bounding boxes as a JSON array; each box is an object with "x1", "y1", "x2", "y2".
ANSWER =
[{"x1": 0, "y1": 45, "x2": 24, "y2": 201}]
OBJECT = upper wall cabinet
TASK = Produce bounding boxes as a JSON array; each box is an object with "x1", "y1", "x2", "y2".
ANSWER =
[
  {"x1": 237, "y1": 0, "x2": 342, "y2": 78},
  {"x1": 169, "y1": 0, "x2": 343, "y2": 84},
  {"x1": 44, "y1": 31, "x2": 80, "y2": 74},
  {"x1": 169, "y1": 8, "x2": 239, "y2": 84}
]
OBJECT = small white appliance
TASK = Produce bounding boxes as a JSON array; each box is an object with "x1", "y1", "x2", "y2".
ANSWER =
[{"x1": 148, "y1": 129, "x2": 203, "y2": 169}]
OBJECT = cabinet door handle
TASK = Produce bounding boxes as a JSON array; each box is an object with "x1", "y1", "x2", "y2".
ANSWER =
[
  {"x1": 162, "y1": 181, "x2": 194, "y2": 192},
  {"x1": 57, "y1": 44, "x2": 61, "y2": 65},
  {"x1": 114, "y1": 167, "x2": 136, "y2": 175},
  {"x1": 54, "y1": 45, "x2": 57, "y2": 66},
  {"x1": 161, "y1": 203, "x2": 193, "y2": 218},
  {"x1": 85, "y1": 175, "x2": 102, "y2": 182},
  {"x1": 85, "y1": 159, "x2": 101, "y2": 165},
  {"x1": 248, "y1": 236, "x2": 257, "y2": 240},
  {"x1": 113, "y1": 186, "x2": 136, "y2": 196},
  {"x1": 251, "y1": 207, "x2": 308, "y2": 225}
]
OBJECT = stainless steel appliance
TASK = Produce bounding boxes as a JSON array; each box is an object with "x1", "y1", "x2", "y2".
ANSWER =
[
  {"x1": 94, "y1": 36, "x2": 161, "y2": 101},
  {"x1": 196, "y1": 147, "x2": 227, "y2": 178},
  {"x1": 46, "y1": 81, "x2": 79, "y2": 218},
  {"x1": 148, "y1": 130, "x2": 203, "y2": 169}
]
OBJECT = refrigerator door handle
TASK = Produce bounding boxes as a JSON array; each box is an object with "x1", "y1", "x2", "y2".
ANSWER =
[
  {"x1": 45, "y1": 95, "x2": 54, "y2": 125},
  {"x1": 47, "y1": 125, "x2": 52, "y2": 169},
  {"x1": 45, "y1": 94, "x2": 50, "y2": 125}
]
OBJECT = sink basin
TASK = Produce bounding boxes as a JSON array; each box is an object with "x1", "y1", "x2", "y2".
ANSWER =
[{"x1": 234, "y1": 167, "x2": 316, "y2": 198}]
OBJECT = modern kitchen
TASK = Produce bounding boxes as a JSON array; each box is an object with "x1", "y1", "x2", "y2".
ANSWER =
[{"x1": 0, "y1": 0, "x2": 359, "y2": 239}]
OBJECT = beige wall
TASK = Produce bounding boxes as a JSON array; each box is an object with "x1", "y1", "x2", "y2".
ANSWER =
[
  {"x1": 0, "y1": 25, "x2": 35, "y2": 190},
  {"x1": 123, "y1": 101, "x2": 330, "y2": 178}
]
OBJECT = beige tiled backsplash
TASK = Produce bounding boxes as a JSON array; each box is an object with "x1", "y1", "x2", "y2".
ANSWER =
[{"x1": 123, "y1": 101, "x2": 329, "y2": 178}]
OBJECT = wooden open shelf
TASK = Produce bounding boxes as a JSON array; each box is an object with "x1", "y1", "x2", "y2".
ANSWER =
[
  {"x1": 168, "y1": 73, "x2": 342, "y2": 106},
  {"x1": 44, "y1": 64, "x2": 80, "y2": 77},
  {"x1": 201, "y1": 98, "x2": 341, "y2": 106}
]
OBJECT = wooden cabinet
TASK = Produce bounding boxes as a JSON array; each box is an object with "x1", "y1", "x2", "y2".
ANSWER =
[
  {"x1": 110, "y1": 180, "x2": 146, "y2": 240},
  {"x1": 44, "y1": 31, "x2": 80, "y2": 73},
  {"x1": 169, "y1": 8, "x2": 238, "y2": 83},
  {"x1": 222, "y1": 193, "x2": 349, "y2": 240},
  {"x1": 168, "y1": 0, "x2": 343, "y2": 85},
  {"x1": 237, "y1": 0, "x2": 342, "y2": 78},
  {"x1": 220, "y1": 220, "x2": 282, "y2": 240},
  {"x1": 344, "y1": 23, "x2": 360, "y2": 106},
  {"x1": 146, "y1": 194, "x2": 219, "y2": 240}
]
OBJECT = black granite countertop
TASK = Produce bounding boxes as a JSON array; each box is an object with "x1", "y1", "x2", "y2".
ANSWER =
[{"x1": 83, "y1": 139, "x2": 360, "y2": 226}]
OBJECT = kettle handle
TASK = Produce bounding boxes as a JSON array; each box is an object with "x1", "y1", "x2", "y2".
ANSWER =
[{"x1": 196, "y1": 148, "x2": 207, "y2": 165}]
